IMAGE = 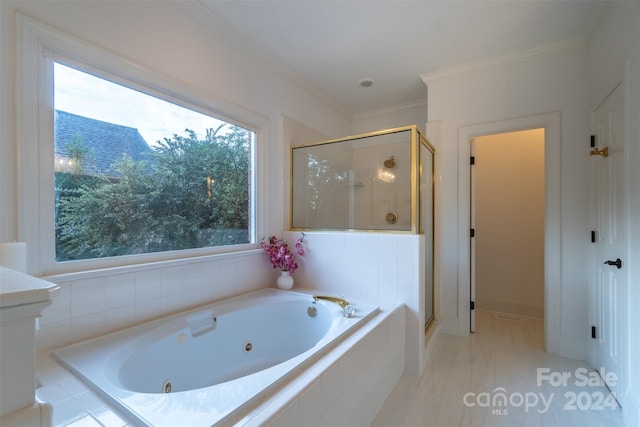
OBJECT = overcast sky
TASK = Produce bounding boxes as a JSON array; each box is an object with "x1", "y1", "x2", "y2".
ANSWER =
[{"x1": 54, "y1": 63, "x2": 226, "y2": 147}]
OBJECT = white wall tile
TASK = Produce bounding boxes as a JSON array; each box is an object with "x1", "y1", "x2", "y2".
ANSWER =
[
  {"x1": 105, "y1": 304, "x2": 135, "y2": 333},
  {"x1": 359, "y1": 234, "x2": 380, "y2": 262},
  {"x1": 377, "y1": 235, "x2": 399, "y2": 269},
  {"x1": 268, "y1": 308, "x2": 405, "y2": 427},
  {"x1": 397, "y1": 236, "x2": 418, "y2": 269},
  {"x1": 134, "y1": 298, "x2": 162, "y2": 323},
  {"x1": 343, "y1": 235, "x2": 364, "y2": 265},
  {"x1": 105, "y1": 273, "x2": 135, "y2": 309},
  {"x1": 134, "y1": 269, "x2": 163, "y2": 303},
  {"x1": 163, "y1": 264, "x2": 202, "y2": 295},
  {"x1": 359, "y1": 262, "x2": 380, "y2": 305},
  {"x1": 70, "y1": 312, "x2": 105, "y2": 343},
  {"x1": 379, "y1": 267, "x2": 398, "y2": 302},
  {"x1": 160, "y1": 294, "x2": 183, "y2": 316},
  {"x1": 70, "y1": 277, "x2": 106, "y2": 318},
  {"x1": 397, "y1": 265, "x2": 418, "y2": 289},
  {"x1": 181, "y1": 288, "x2": 204, "y2": 310},
  {"x1": 37, "y1": 319, "x2": 70, "y2": 353},
  {"x1": 41, "y1": 281, "x2": 71, "y2": 325},
  {"x1": 297, "y1": 375, "x2": 332, "y2": 422}
]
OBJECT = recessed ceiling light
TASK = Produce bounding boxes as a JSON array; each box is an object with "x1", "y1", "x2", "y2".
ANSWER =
[{"x1": 359, "y1": 78, "x2": 374, "y2": 88}]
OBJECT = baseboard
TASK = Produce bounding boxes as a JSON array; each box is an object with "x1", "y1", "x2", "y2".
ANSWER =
[
  {"x1": 421, "y1": 320, "x2": 441, "y2": 374},
  {"x1": 476, "y1": 296, "x2": 544, "y2": 319}
]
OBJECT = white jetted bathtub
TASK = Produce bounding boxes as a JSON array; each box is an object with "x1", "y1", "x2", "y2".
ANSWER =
[{"x1": 54, "y1": 288, "x2": 378, "y2": 426}]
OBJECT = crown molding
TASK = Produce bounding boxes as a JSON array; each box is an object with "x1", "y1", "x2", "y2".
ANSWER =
[
  {"x1": 420, "y1": 37, "x2": 586, "y2": 84},
  {"x1": 354, "y1": 98, "x2": 427, "y2": 121}
]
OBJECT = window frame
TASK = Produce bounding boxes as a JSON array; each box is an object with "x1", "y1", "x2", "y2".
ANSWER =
[{"x1": 17, "y1": 14, "x2": 269, "y2": 276}]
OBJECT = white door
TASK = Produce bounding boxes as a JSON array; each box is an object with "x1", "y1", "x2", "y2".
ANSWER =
[{"x1": 590, "y1": 82, "x2": 626, "y2": 404}]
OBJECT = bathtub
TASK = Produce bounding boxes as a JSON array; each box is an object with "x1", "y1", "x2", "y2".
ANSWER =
[{"x1": 53, "y1": 288, "x2": 379, "y2": 426}]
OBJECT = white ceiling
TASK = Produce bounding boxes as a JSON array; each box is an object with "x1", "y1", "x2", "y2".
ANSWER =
[{"x1": 200, "y1": 0, "x2": 605, "y2": 116}]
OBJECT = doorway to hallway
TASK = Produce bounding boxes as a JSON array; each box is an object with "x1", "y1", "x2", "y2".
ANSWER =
[{"x1": 470, "y1": 129, "x2": 545, "y2": 332}]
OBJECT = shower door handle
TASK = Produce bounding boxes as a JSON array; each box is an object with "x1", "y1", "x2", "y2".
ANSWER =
[{"x1": 603, "y1": 258, "x2": 622, "y2": 269}]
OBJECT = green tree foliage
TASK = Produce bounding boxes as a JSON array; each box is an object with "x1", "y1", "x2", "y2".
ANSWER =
[{"x1": 56, "y1": 125, "x2": 251, "y2": 261}]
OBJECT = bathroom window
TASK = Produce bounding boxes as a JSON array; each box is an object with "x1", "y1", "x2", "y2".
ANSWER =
[
  {"x1": 18, "y1": 16, "x2": 264, "y2": 275},
  {"x1": 53, "y1": 63, "x2": 255, "y2": 262}
]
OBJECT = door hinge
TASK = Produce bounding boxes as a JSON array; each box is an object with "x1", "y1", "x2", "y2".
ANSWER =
[
  {"x1": 470, "y1": 301, "x2": 475, "y2": 310},
  {"x1": 470, "y1": 156, "x2": 475, "y2": 165},
  {"x1": 590, "y1": 135, "x2": 596, "y2": 148},
  {"x1": 591, "y1": 326, "x2": 597, "y2": 339},
  {"x1": 470, "y1": 228, "x2": 475, "y2": 238},
  {"x1": 591, "y1": 230, "x2": 596, "y2": 243}
]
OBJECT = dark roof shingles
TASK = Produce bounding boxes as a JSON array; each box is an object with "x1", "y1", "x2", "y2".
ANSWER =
[{"x1": 55, "y1": 110, "x2": 153, "y2": 176}]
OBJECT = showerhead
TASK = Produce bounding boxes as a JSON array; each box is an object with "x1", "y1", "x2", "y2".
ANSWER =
[{"x1": 383, "y1": 156, "x2": 395, "y2": 169}]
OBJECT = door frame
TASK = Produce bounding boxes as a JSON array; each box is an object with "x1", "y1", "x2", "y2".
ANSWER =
[
  {"x1": 469, "y1": 129, "x2": 546, "y2": 332},
  {"x1": 457, "y1": 112, "x2": 561, "y2": 352}
]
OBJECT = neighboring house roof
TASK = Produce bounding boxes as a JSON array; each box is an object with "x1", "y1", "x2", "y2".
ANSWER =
[{"x1": 55, "y1": 110, "x2": 153, "y2": 176}]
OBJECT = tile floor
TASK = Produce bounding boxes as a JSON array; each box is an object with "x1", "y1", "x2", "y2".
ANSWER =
[
  {"x1": 35, "y1": 353, "x2": 131, "y2": 427},
  {"x1": 371, "y1": 310, "x2": 627, "y2": 427}
]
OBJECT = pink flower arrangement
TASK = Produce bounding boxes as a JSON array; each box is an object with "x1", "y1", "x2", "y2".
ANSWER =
[{"x1": 260, "y1": 233, "x2": 305, "y2": 274}]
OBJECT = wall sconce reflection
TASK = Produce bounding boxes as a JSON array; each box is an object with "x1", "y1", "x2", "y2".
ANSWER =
[
  {"x1": 377, "y1": 155, "x2": 396, "y2": 183},
  {"x1": 377, "y1": 166, "x2": 396, "y2": 183}
]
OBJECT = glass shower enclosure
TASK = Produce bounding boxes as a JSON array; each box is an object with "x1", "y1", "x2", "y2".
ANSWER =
[{"x1": 290, "y1": 125, "x2": 435, "y2": 330}]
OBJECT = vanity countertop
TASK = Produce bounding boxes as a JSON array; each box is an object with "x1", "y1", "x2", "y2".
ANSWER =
[{"x1": 0, "y1": 266, "x2": 60, "y2": 308}]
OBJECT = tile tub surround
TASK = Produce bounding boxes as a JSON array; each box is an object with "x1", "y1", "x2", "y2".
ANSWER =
[
  {"x1": 37, "y1": 250, "x2": 269, "y2": 353},
  {"x1": 36, "y1": 231, "x2": 429, "y2": 372},
  {"x1": 36, "y1": 303, "x2": 405, "y2": 426},
  {"x1": 284, "y1": 231, "x2": 429, "y2": 375}
]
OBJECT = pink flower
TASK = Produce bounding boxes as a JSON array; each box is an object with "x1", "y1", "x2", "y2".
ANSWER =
[{"x1": 260, "y1": 233, "x2": 305, "y2": 274}]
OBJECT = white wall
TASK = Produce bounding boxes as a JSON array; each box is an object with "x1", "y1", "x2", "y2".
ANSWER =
[
  {"x1": 352, "y1": 100, "x2": 427, "y2": 135},
  {"x1": 475, "y1": 129, "x2": 545, "y2": 319},
  {"x1": 422, "y1": 43, "x2": 590, "y2": 359},
  {"x1": 587, "y1": 2, "x2": 640, "y2": 425}
]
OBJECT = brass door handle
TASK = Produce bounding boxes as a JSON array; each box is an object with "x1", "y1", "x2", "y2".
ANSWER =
[
  {"x1": 604, "y1": 258, "x2": 622, "y2": 269},
  {"x1": 590, "y1": 147, "x2": 609, "y2": 157}
]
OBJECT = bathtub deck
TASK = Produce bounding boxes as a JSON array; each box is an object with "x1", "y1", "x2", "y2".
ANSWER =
[{"x1": 35, "y1": 302, "x2": 405, "y2": 427}]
